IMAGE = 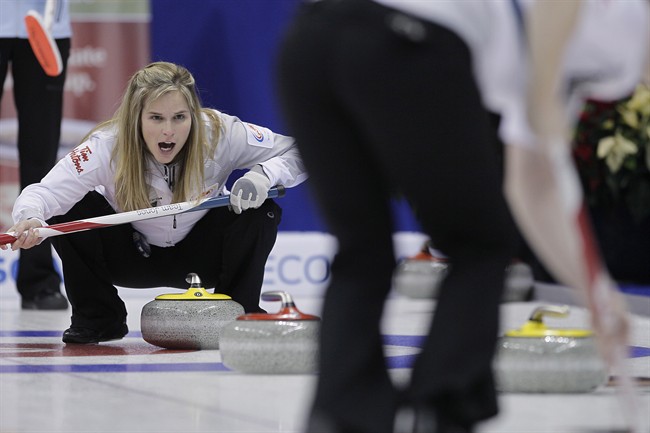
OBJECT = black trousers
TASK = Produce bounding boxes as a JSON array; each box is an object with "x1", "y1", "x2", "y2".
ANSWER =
[
  {"x1": 276, "y1": 1, "x2": 517, "y2": 431},
  {"x1": 50, "y1": 192, "x2": 282, "y2": 330},
  {"x1": 0, "y1": 37, "x2": 71, "y2": 298}
]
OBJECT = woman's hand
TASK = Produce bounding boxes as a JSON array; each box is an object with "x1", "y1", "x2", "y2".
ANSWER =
[
  {"x1": 0, "y1": 219, "x2": 44, "y2": 251},
  {"x1": 590, "y1": 286, "x2": 630, "y2": 370}
]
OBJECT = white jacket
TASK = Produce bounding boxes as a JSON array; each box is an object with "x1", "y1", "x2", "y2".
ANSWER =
[
  {"x1": 0, "y1": 0, "x2": 72, "y2": 39},
  {"x1": 374, "y1": 0, "x2": 649, "y2": 148},
  {"x1": 13, "y1": 110, "x2": 308, "y2": 247}
]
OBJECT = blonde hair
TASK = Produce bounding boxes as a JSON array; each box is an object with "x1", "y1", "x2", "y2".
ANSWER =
[{"x1": 83, "y1": 62, "x2": 221, "y2": 211}]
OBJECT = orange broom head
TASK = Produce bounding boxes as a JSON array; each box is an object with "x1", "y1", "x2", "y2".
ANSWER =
[{"x1": 24, "y1": 11, "x2": 63, "y2": 77}]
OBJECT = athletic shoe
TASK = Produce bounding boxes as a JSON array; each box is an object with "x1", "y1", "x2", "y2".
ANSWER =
[
  {"x1": 21, "y1": 292, "x2": 68, "y2": 310},
  {"x1": 62, "y1": 323, "x2": 129, "y2": 344}
]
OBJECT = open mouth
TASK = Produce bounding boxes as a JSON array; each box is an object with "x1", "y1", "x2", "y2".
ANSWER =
[{"x1": 158, "y1": 141, "x2": 175, "y2": 153}]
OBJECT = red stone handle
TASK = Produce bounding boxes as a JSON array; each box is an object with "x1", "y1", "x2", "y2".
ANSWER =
[{"x1": 237, "y1": 291, "x2": 320, "y2": 321}]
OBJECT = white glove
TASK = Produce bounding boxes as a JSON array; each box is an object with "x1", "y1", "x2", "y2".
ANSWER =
[{"x1": 230, "y1": 166, "x2": 271, "y2": 214}]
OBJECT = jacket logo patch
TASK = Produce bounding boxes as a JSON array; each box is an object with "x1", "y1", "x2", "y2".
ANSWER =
[
  {"x1": 69, "y1": 146, "x2": 93, "y2": 174},
  {"x1": 246, "y1": 123, "x2": 264, "y2": 142},
  {"x1": 245, "y1": 122, "x2": 273, "y2": 148}
]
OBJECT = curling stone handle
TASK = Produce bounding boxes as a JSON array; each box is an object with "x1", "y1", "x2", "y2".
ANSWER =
[
  {"x1": 529, "y1": 305, "x2": 570, "y2": 323},
  {"x1": 235, "y1": 290, "x2": 319, "y2": 321},
  {"x1": 185, "y1": 273, "x2": 203, "y2": 288},
  {"x1": 261, "y1": 291, "x2": 296, "y2": 308}
]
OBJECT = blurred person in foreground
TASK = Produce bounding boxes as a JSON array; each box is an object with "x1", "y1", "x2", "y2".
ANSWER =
[{"x1": 276, "y1": 0, "x2": 649, "y2": 432}]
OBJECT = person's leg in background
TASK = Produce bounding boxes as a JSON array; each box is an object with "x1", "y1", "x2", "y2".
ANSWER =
[
  {"x1": 51, "y1": 189, "x2": 282, "y2": 343},
  {"x1": 12, "y1": 38, "x2": 71, "y2": 310},
  {"x1": 50, "y1": 191, "x2": 197, "y2": 343},
  {"x1": 50, "y1": 192, "x2": 136, "y2": 343}
]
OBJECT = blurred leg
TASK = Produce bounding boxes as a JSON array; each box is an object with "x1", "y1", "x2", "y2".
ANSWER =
[
  {"x1": 278, "y1": 1, "x2": 517, "y2": 431},
  {"x1": 278, "y1": 4, "x2": 398, "y2": 432},
  {"x1": 12, "y1": 38, "x2": 70, "y2": 306}
]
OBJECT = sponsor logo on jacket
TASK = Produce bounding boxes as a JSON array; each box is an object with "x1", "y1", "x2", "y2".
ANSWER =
[{"x1": 69, "y1": 146, "x2": 93, "y2": 174}]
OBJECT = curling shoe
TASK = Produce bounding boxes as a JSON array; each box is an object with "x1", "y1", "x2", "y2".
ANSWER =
[
  {"x1": 63, "y1": 322, "x2": 129, "y2": 344},
  {"x1": 21, "y1": 292, "x2": 68, "y2": 310}
]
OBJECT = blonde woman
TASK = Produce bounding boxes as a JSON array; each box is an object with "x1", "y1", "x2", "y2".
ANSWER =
[{"x1": 2, "y1": 61, "x2": 307, "y2": 344}]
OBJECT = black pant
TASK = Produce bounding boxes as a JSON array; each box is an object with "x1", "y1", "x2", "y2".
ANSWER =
[
  {"x1": 276, "y1": 1, "x2": 517, "y2": 431},
  {"x1": 50, "y1": 192, "x2": 282, "y2": 330},
  {"x1": 0, "y1": 37, "x2": 71, "y2": 298}
]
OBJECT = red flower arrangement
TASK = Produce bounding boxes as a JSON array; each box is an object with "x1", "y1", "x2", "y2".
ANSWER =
[{"x1": 572, "y1": 84, "x2": 650, "y2": 224}]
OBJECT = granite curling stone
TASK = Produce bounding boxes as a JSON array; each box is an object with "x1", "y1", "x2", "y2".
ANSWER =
[
  {"x1": 220, "y1": 291, "x2": 320, "y2": 374},
  {"x1": 494, "y1": 304, "x2": 607, "y2": 393},
  {"x1": 392, "y1": 241, "x2": 449, "y2": 299},
  {"x1": 393, "y1": 241, "x2": 534, "y2": 302},
  {"x1": 140, "y1": 273, "x2": 244, "y2": 350},
  {"x1": 502, "y1": 261, "x2": 535, "y2": 302}
]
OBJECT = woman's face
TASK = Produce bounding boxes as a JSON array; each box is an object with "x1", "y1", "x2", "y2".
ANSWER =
[{"x1": 141, "y1": 90, "x2": 192, "y2": 164}]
